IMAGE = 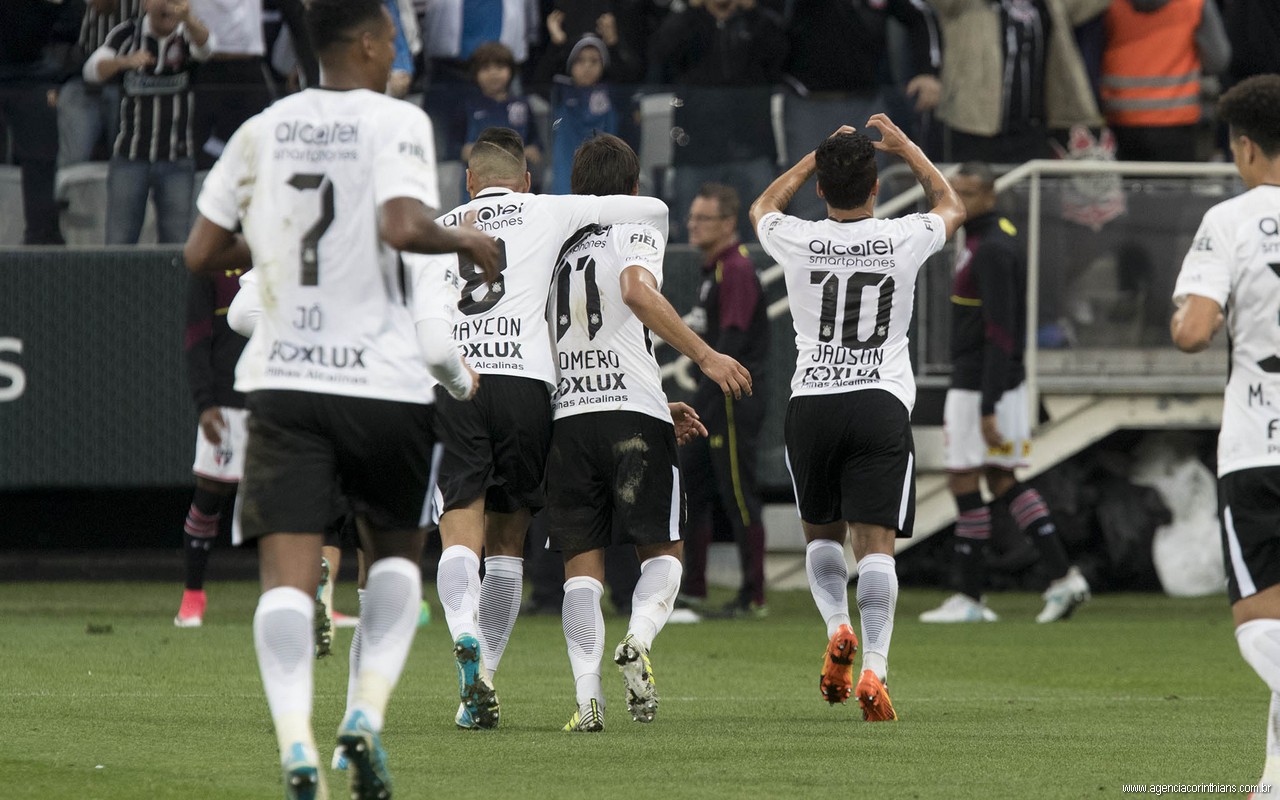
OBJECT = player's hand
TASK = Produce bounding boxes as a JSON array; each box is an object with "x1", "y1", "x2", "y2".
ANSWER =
[
  {"x1": 463, "y1": 364, "x2": 480, "y2": 401},
  {"x1": 387, "y1": 70, "x2": 412, "y2": 98},
  {"x1": 828, "y1": 125, "x2": 857, "y2": 139},
  {"x1": 596, "y1": 13, "x2": 618, "y2": 46},
  {"x1": 980, "y1": 414, "x2": 1004, "y2": 450},
  {"x1": 547, "y1": 10, "x2": 568, "y2": 45},
  {"x1": 199, "y1": 407, "x2": 226, "y2": 446},
  {"x1": 669, "y1": 402, "x2": 708, "y2": 446},
  {"x1": 458, "y1": 210, "x2": 501, "y2": 283},
  {"x1": 123, "y1": 50, "x2": 155, "y2": 71},
  {"x1": 168, "y1": 0, "x2": 192, "y2": 22},
  {"x1": 905, "y1": 74, "x2": 942, "y2": 112},
  {"x1": 698, "y1": 351, "x2": 752, "y2": 399},
  {"x1": 866, "y1": 113, "x2": 914, "y2": 157}
]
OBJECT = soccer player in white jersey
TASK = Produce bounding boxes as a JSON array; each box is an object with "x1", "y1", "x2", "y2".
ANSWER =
[
  {"x1": 413, "y1": 126, "x2": 670, "y2": 731},
  {"x1": 182, "y1": 1, "x2": 499, "y2": 798},
  {"x1": 546, "y1": 134, "x2": 750, "y2": 732},
  {"x1": 750, "y1": 115, "x2": 964, "y2": 722},
  {"x1": 1171, "y1": 74, "x2": 1280, "y2": 790}
]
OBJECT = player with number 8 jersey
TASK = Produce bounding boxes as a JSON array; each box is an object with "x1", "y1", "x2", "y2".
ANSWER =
[
  {"x1": 408, "y1": 126, "x2": 669, "y2": 731},
  {"x1": 751, "y1": 115, "x2": 964, "y2": 723}
]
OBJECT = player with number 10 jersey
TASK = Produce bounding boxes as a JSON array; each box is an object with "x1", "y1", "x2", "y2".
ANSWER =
[{"x1": 750, "y1": 116, "x2": 964, "y2": 724}]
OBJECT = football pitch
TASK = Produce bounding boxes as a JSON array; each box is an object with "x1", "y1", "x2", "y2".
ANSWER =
[{"x1": 1, "y1": 581, "x2": 1265, "y2": 799}]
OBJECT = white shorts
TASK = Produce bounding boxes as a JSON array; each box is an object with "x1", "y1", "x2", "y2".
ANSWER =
[
  {"x1": 943, "y1": 383, "x2": 1031, "y2": 472},
  {"x1": 191, "y1": 406, "x2": 248, "y2": 483}
]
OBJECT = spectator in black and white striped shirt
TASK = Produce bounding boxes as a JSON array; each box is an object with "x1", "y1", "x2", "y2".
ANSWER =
[
  {"x1": 58, "y1": 0, "x2": 144, "y2": 167},
  {"x1": 84, "y1": 0, "x2": 213, "y2": 243}
]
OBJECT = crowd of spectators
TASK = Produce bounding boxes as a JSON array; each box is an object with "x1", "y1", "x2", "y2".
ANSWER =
[{"x1": 2, "y1": 0, "x2": 1276, "y2": 245}]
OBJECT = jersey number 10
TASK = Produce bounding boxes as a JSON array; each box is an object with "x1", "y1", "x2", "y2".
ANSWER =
[{"x1": 810, "y1": 270, "x2": 895, "y2": 350}]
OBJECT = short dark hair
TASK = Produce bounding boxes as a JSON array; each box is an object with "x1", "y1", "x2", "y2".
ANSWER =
[
  {"x1": 469, "y1": 126, "x2": 527, "y2": 178},
  {"x1": 955, "y1": 161, "x2": 996, "y2": 190},
  {"x1": 695, "y1": 183, "x2": 739, "y2": 221},
  {"x1": 1220, "y1": 74, "x2": 1280, "y2": 158},
  {"x1": 305, "y1": 0, "x2": 385, "y2": 54},
  {"x1": 815, "y1": 132, "x2": 877, "y2": 210},
  {"x1": 470, "y1": 41, "x2": 516, "y2": 79},
  {"x1": 571, "y1": 134, "x2": 639, "y2": 196}
]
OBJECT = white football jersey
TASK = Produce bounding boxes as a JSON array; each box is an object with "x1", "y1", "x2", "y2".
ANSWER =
[
  {"x1": 420, "y1": 188, "x2": 668, "y2": 387},
  {"x1": 1173, "y1": 185, "x2": 1280, "y2": 477},
  {"x1": 757, "y1": 210, "x2": 946, "y2": 410},
  {"x1": 550, "y1": 223, "x2": 671, "y2": 422},
  {"x1": 197, "y1": 88, "x2": 441, "y2": 404}
]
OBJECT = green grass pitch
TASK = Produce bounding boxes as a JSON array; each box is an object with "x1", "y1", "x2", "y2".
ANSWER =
[{"x1": 0, "y1": 581, "x2": 1265, "y2": 798}]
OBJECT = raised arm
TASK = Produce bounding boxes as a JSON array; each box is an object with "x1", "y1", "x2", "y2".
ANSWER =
[
  {"x1": 749, "y1": 150, "x2": 817, "y2": 231},
  {"x1": 866, "y1": 113, "x2": 965, "y2": 239},
  {"x1": 619, "y1": 265, "x2": 751, "y2": 399}
]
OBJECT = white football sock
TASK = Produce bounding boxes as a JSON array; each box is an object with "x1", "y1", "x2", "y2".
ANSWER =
[
  {"x1": 477, "y1": 555, "x2": 523, "y2": 679},
  {"x1": 1236, "y1": 619, "x2": 1280, "y2": 784},
  {"x1": 253, "y1": 587, "x2": 315, "y2": 757},
  {"x1": 1264, "y1": 692, "x2": 1280, "y2": 785},
  {"x1": 806, "y1": 539, "x2": 850, "y2": 637},
  {"x1": 436, "y1": 545, "x2": 480, "y2": 643},
  {"x1": 628, "y1": 555, "x2": 682, "y2": 651},
  {"x1": 856, "y1": 553, "x2": 898, "y2": 680},
  {"x1": 562, "y1": 575, "x2": 605, "y2": 708},
  {"x1": 349, "y1": 557, "x2": 421, "y2": 733},
  {"x1": 345, "y1": 588, "x2": 366, "y2": 714}
]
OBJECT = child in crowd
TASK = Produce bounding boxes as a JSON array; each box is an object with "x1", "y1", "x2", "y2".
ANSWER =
[
  {"x1": 457, "y1": 41, "x2": 542, "y2": 193},
  {"x1": 549, "y1": 36, "x2": 618, "y2": 194}
]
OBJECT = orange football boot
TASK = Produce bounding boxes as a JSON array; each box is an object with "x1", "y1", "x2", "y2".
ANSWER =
[
  {"x1": 855, "y1": 669, "x2": 898, "y2": 721},
  {"x1": 819, "y1": 624, "x2": 858, "y2": 704}
]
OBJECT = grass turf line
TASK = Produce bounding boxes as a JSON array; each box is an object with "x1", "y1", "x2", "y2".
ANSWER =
[{"x1": 0, "y1": 582, "x2": 1264, "y2": 799}]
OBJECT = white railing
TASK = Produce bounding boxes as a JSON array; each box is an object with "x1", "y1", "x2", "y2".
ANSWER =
[{"x1": 664, "y1": 159, "x2": 1241, "y2": 413}]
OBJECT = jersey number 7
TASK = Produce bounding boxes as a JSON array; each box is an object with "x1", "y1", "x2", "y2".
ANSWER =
[{"x1": 287, "y1": 173, "x2": 334, "y2": 286}]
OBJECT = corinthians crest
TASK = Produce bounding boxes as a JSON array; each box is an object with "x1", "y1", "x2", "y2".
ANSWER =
[{"x1": 1051, "y1": 125, "x2": 1126, "y2": 231}]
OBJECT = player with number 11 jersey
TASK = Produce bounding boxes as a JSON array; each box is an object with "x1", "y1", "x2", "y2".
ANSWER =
[{"x1": 409, "y1": 126, "x2": 668, "y2": 732}]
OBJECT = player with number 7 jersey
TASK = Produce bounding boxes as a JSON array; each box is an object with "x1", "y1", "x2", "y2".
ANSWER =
[{"x1": 750, "y1": 115, "x2": 964, "y2": 723}]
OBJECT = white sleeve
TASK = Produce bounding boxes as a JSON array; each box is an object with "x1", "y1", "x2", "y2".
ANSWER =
[
  {"x1": 374, "y1": 105, "x2": 442, "y2": 212},
  {"x1": 82, "y1": 44, "x2": 114, "y2": 83},
  {"x1": 552, "y1": 194, "x2": 670, "y2": 240},
  {"x1": 617, "y1": 224, "x2": 664, "y2": 285},
  {"x1": 188, "y1": 27, "x2": 215, "y2": 62},
  {"x1": 196, "y1": 118, "x2": 257, "y2": 232},
  {"x1": 417, "y1": 316, "x2": 474, "y2": 399},
  {"x1": 899, "y1": 212, "x2": 948, "y2": 259},
  {"x1": 226, "y1": 270, "x2": 260, "y2": 337},
  {"x1": 754, "y1": 211, "x2": 790, "y2": 262},
  {"x1": 1173, "y1": 209, "x2": 1232, "y2": 307},
  {"x1": 407, "y1": 252, "x2": 473, "y2": 399}
]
